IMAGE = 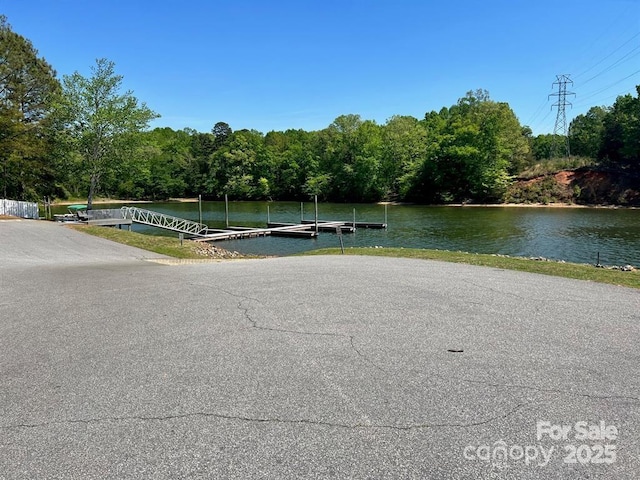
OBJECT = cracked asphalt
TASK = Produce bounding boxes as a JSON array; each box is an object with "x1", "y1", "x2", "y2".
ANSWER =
[{"x1": 1, "y1": 220, "x2": 639, "y2": 479}]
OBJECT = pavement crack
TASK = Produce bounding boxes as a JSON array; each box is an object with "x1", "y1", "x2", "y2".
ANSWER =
[
  {"x1": 349, "y1": 336, "x2": 389, "y2": 373},
  {"x1": 461, "y1": 279, "x2": 531, "y2": 302},
  {"x1": 453, "y1": 377, "x2": 640, "y2": 403},
  {"x1": 218, "y1": 288, "x2": 389, "y2": 373},
  {"x1": 0, "y1": 401, "x2": 530, "y2": 432}
]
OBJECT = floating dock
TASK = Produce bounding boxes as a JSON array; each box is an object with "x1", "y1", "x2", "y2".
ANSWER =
[
  {"x1": 86, "y1": 203, "x2": 388, "y2": 243},
  {"x1": 194, "y1": 218, "x2": 387, "y2": 242},
  {"x1": 300, "y1": 219, "x2": 387, "y2": 229},
  {"x1": 193, "y1": 222, "x2": 324, "y2": 242},
  {"x1": 267, "y1": 222, "x2": 356, "y2": 233}
]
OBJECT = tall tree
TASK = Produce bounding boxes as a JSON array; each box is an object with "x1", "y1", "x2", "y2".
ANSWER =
[
  {"x1": 530, "y1": 133, "x2": 564, "y2": 161},
  {"x1": 381, "y1": 115, "x2": 428, "y2": 199},
  {"x1": 600, "y1": 87, "x2": 640, "y2": 171},
  {"x1": 0, "y1": 15, "x2": 61, "y2": 200},
  {"x1": 317, "y1": 114, "x2": 384, "y2": 202},
  {"x1": 59, "y1": 58, "x2": 158, "y2": 208},
  {"x1": 208, "y1": 129, "x2": 268, "y2": 199},
  {"x1": 568, "y1": 106, "x2": 608, "y2": 159},
  {"x1": 413, "y1": 90, "x2": 528, "y2": 203},
  {"x1": 264, "y1": 129, "x2": 315, "y2": 199},
  {"x1": 212, "y1": 121, "x2": 232, "y2": 150}
]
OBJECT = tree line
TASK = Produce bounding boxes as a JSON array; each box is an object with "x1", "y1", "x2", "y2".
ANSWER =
[{"x1": 1, "y1": 16, "x2": 638, "y2": 205}]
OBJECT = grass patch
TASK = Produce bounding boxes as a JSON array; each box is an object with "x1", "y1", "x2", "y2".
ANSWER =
[
  {"x1": 70, "y1": 226, "x2": 639, "y2": 288},
  {"x1": 302, "y1": 247, "x2": 640, "y2": 289},
  {"x1": 517, "y1": 156, "x2": 594, "y2": 180},
  {"x1": 69, "y1": 225, "x2": 221, "y2": 259}
]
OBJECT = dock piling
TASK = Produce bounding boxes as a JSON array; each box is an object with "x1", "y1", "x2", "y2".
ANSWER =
[
  {"x1": 314, "y1": 195, "x2": 318, "y2": 233},
  {"x1": 225, "y1": 194, "x2": 229, "y2": 228}
]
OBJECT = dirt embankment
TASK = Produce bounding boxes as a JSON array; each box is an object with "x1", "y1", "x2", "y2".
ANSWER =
[{"x1": 509, "y1": 168, "x2": 640, "y2": 206}]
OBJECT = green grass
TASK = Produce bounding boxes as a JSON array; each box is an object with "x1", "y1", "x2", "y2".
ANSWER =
[
  {"x1": 517, "y1": 156, "x2": 594, "y2": 180},
  {"x1": 71, "y1": 226, "x2": 639, "y2": 289},
  {"x1": 302, "y1": 247, "x2": 640, "y2": 289},
  {"x1": 69, "y1": 225, "x2": 215, "y2": 259}
]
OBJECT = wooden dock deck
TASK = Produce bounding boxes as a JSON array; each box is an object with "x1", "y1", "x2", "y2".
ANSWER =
[
  {"x1": 87, "y1": 218, "x2": 133, "y2": 228},
  {"x1": 300, "y1": 219, "x2": 387, "y2": 229},
  {"x1": 193, "y1": 219, "x2": 377, "y2": 242},
  {"x1": 194, "y1": 223, "x2": 320, "y2": 242},
  {"x1": 267, "y1": 222, "x2": 355, "y2": 233}
]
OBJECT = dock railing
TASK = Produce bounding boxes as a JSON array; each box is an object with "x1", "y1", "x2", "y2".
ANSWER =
[
  {"x1": 86, "y1": 208, "x2": 132, "y2": 227},
  {"x1": 87, "y1": 208, "x2": 126, "y2": 220},
  {"x1": 121, "y1": 206, "x2": 209, "y2": 236}
]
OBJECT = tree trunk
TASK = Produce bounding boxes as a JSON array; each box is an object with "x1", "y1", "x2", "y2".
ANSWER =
[{"x1": 87, "y1": 174, "x2": 98, "y2": 210}]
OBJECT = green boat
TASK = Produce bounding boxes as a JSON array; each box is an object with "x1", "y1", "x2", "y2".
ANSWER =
[{"x1": 54, "y1": 204, "x2": 89, "y2": 222}]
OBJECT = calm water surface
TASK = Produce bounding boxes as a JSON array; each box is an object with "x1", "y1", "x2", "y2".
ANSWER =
[{"x1": 59, "y1": 201, "x2": 640, "y2": 266}]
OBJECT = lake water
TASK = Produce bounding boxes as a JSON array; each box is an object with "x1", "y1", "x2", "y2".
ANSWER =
[{"x1": 55, "y1": 201, "x2": 640, "y2": 266}]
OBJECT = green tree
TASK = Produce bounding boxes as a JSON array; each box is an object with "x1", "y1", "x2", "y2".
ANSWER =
[
  {"x1": 0, "y1": 15, "x2": 61, "y2": 200},
  {"x1": 317, "y1": 114, "x2": 384, "y2": 202},
  {"x1": 530, "y1": 134, "x2": 564, "y2": 161},
  {"x1": 381, "y1": 115, "x2": 428, "y2": 199},
  {"x1": 413, "y1": 91, "x2": 528, "y2": 202},
  {"x1": 208, "y1": 129, "x2": 269, "y2": 199},
  {"x1": 134, "y1": 127, "x2": 193, "y2": 199},
  {"x1": 59, "y1": 58, "x2": 158, "y2": 208},
  {"x1": 212, "y1": 121, "x2": 232, "y2": 150},
  {"x1": 568, "y1": 106, "x2": 608, "y2": 159},
  {"x1": 189, "y1": 131, "x2": 216, "y2": 194},
  {"x1": 600, "y1": 86, "x2": 640, "y2": 171},
  {"x1": 264, "y1": 129, "x2": 316, "y2": 199},
  {"x1": 514, "y1": 125, "x2": 535, "y2": 173}
]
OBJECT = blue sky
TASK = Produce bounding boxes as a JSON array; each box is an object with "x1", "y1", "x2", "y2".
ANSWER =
[{"x1": 3, "y1": 0, "x2": 639, "y2": 135}]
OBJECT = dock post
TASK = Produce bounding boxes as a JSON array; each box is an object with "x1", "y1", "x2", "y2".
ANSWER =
[
  {"x1": 198, "y1": 194, "x2": 202, "y2": 225},
  {"x1": 267, "y1": 205, "x2": 270, "y2": 224},
  {"x1": 384, "y1": 204, "x2": 388, "y2": 227},
  {"x1": 353, "y1": 208, "x2": 356, "y2": 230},
  {"x1": 300, "y1": 202, "x2": 304, "y2": 223},
  {"x1": 225, "y1": 194, "x2": 229, "y2": 228},
  {"x1": 314, "y1": 195, "x2": 318, "y2": 233}
]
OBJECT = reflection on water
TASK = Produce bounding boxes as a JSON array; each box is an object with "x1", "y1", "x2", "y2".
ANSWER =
[{"x1": 55, "y1": 202, "x2": 640, "y2": 265}]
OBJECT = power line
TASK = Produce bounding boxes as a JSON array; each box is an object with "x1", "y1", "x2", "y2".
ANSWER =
[
  {"x1": 524, "y1": 98, "x2": 550, "y2": 127},
  {"x1": 531, "y1": 107, "x2": 554, "y2": 134},
  {"x1": 581, "y1": 44, "x2": 640, "y2": 86},
  {"x1": 566, "y1": 5, "x2": 636, "y2": 75},
  {"x1": 572, "y1": 91, "x2": 630, "y2": 110},
  {"x1": 532, "y1": 12, "x2": 639, "y2": 136},
  {"x1": 573, "y1": 68, "x2": 640, "y2": 107},
  {"x1": 573, "y1": 31, "x2": 640, "y2": 80},
  {"x1": 549, "y1": 74, "x2": 575, "y2": 157}
]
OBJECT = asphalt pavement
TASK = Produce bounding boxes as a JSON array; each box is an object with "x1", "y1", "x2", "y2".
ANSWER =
[{"x1": 1, "y1": 220, "x2": 638, "y2": 479}]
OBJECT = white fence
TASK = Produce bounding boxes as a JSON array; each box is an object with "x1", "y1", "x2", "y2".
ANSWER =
[{"x1": 1, "y1": 199, "x2": 39, "y2": 219}]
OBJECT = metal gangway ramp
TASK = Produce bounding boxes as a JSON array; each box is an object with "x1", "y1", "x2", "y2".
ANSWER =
[{"x1": 121, "y1": 206, "x2": 209, "y2": 236}]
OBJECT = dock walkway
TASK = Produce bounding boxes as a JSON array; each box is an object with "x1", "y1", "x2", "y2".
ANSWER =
[{"x1": 88, "y1": 205, "x2": 388, "y2": 243}]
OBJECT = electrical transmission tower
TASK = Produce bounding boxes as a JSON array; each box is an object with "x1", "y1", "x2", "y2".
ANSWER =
[{"x1": 549, "y1": 74, "x2": 575, "y2": 158}]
